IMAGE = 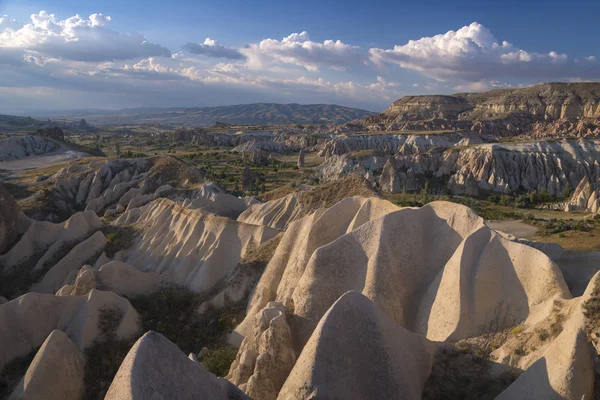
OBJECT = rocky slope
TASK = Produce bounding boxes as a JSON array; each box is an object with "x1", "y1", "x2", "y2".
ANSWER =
[
  {"x1": 0, "y1": 136, "x2": 59, "y2": 161},
  {"x1": 337, "y1": 82, "x2": 600, "y2": 137},
  {"x1": 2, "y1": 155, "x2": 600, "y2": 399},
  {"x1": 318, "y1": 137, "x2": 600, "y2": 197},
  {"x1": 228, "y1": 200, "x2": 595, "y2": 399}
]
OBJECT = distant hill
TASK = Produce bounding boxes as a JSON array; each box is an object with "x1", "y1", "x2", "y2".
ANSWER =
[
  {"x1": 0, "y1": 114, "x2": 43, "y2": 132},
  {"x1": 46, "y1": 103, "x2": 376, "y2": 127}
]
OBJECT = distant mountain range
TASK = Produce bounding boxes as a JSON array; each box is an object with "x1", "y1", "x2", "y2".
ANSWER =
[{"x1": 34, "y1": 103, "x2": 377, "y2": 127}]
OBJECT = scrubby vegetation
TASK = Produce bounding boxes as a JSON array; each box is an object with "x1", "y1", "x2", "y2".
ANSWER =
[
  {"x1": 82, "y1": 287, "x2": 245, "y2": 399},
  {"x1": 101, "y1": 226, "x2": 136, "y2": 257},
  {"x1": 201, "y1": 347, "x2": 239, "y2": 377},
  {"x1": 0, "y1": 347, "x2": 39, "y2": 398},
  {"x1": 422, "y1": 345, "x2": 519, "y2": 400},
  {"x1": 0, "y1": 231, "x2": 102, "y2": 300}
]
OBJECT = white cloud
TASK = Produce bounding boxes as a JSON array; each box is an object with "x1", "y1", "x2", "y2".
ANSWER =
[
  {"x1": 453, "y1": 80, "x2": 510, "y2": 92},
  {"x1": 243, "y1": 31, "x2": 365, "y2": 71},
  {"x1": 369, "y1": 22, "x2": 599, "y2": 82},
  {"x1": 182, "y1": 38, "x2": 245, "y2": 59},
  {"x1": 0, "y1": 11, "x2": 171, "y2": 62}
]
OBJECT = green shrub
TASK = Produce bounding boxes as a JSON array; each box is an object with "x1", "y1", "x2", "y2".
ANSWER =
[
  {"x1": 129, "y1": 287, "x2": 242, "y2": 355},
  {"x1": 0, "y1": 347, "x2": 39, "y2": 398},
  {"x1": 201, "y1": 347, "x2": 238, "y2": 377}
]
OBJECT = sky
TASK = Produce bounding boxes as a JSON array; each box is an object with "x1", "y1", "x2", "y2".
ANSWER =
[{"x1": 0, "y1": 0, "x2": 598, "y2": 113}]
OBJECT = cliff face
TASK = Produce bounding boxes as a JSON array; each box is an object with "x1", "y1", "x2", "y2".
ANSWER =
[
  {"x1": 341, "y1": 82, "x2": 600, "y2": 137},
  {"x1": 318, "y1": 135, "x2": 600, "y2": 197}
]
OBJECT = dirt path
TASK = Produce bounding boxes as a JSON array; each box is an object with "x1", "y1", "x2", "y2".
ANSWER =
[{"x1": 487, "y1": 220, "x2": 539, "y2": 238}]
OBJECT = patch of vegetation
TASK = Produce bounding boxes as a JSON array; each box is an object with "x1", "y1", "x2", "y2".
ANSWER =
[
  {"x1": 513, "y1": 344, "x2": 528, "y2": 357},
  {"x1": 0, "y1": 347, "x2": 39, "y2": 398},
  {"x1": 509, "y1": 325, "x2": 523, "y2": 337},
  {"x1": 98, "y1": 307, "x2": 125, "y2": 339},
  {"x1": 83, "y1": 337, "x2": 137, "y2": 400},
  {"x1": 583, "y1": 275, "x2": 600, "y2": 343},
  {"x1": 201, "y1": 347, "x2": 239, "y2": 377},
  {"x1": 129, "y1": 287, "x2": 243, "y2": 356},
  {"x1": 422, "y1": 345, "x2": 520, "y2": 400},
  {"x1": 0, "y1": 231, "x2": 100, "y2": 300},
  {"x1": 533, "y1": 218, "x2": 592, "y2": 236},
  {"x1": 537, "y1": 328, "x2": 550, "y2": 342},
  {"x1": 101, "y1": 226, "x2": 136, "y2": 257},
  {"x1": 582, "y1": 275, "x2": 600, "y2": 398}
]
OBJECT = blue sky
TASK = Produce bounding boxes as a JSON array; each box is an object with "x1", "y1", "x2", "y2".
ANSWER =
[{"x1": 0, "y1": 0, "x2": 598, "y2": 112}]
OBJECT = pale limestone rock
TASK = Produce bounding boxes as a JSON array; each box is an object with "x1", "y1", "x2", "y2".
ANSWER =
[
  {"x1": 126, "y1": 193, "x2": 156, "y2": 211},
  {"x1": 97, "y1": 261, "x2": 164, "y2": 297},
  {"x1": 0, "y1": 211, "x2": 102, "y2": 273},
  {"x1": 8, "y1": 330, "x2": 85, "y2": 400},
  {"x1": 297, "y1": 149, "x2": 305, "y2": 169},
  {"x1": 231, "y1": 199, "x2": 572, "y2": 396},
  {"x1": 30, "y1": 231, "x2": 106, "y2": 294},
  {"x1": 278, "y1": 292, "x2": 436, "y2": 400},
  {"x1": 0, "y1": 289, "x2": 139, "y2": 370},
  {"x1": 105, "y1": 331, "x2": 246, "y2": 400},
  {"x1": 114, "y1": 199, "x2": 278, "y2": 293},
  {"x1": 227, "y1": 301, "x2": 295, "y2": 399},
  {"x1": 496, "y1": 273, "x2": 597, "y2": 400},
  {"x1": 118, "y1": 187, "x2": 141, "y2": 207}
]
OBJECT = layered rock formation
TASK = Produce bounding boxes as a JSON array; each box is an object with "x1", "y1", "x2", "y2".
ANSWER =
[
  {"x1": 2, "y1": 149, "x2": 600, "y2": 400},
  {"x1": 26, "y1": 155, "x2": 205, "y2": 221},
  {"x1": 565, "y1": 175, "x2": 600, "y2": 212},
  {"x1": 0, "y1": 289, "x2": 139, "y2": 370},
  {"x1": 336, "y1": 82, "x2": 600, "y2": 137},
  {"x1": 113, "y1": 198, "x2": 279, "y2": 293},
  {"x1": 8, "y1": 330, "x2": 85, "y2": 400},
  {"x1": 320, "y1": 137, "x2": 600, "y2": 196},
  {"x1": 0, "y1": 136, "x2": 58, "y2": 161},
  {"x1": 105, "y1": 331, "x2": 245, "y2": 400},
  {"x1": 228, "y1": 199, "x2": 595, "y2": 399},
  {"x1": 237, "y1": 175, "x2": 380, "y2": 230}
]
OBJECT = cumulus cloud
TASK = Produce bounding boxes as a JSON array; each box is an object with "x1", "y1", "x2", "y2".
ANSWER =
[
  {"x1": 243, "y1": 31, "x2": 365, "y2": 71},
  {"x1": 182, "y1": 38, "x2": 245, "y2": 59},
  {"x1": 369, "y1": 22, "x2": 600, "y2": 82},
  {"x1": 0, "y1": 11, "x2": 171, "y2": 62}
]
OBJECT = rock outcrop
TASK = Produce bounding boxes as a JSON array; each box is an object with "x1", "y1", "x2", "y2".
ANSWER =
[
  {"x1": 565, "y1": 175, "x2": 600, "y2": 212},
  {"x1": 183, "y1": 185, "x2": 250, "y2": 219},
  {"x1": 0, "y1": 136, "x2": 58, "y2": 161},
  {"x1": 237, "y1": 176, "x2": 380, "y2": 230},
  {"x1": 278, "y1": 291, "x2": 436, "y2": 400},
  {"x1": 113, "y1": 198, "x2": 279, "y2": 293},
  {"x1": 321, "y1": 137, "x2": 600, "y2": 197},
  {"x1": 0, "y1": 289, "x2": 139, "y2": 370},
  {"x1": 105, "y1": 331, "x2": 246, "y2": 400},
  {"x1": 8, "y1": 330, "x2": 85, "y2": 400},
  {"x1": 0, "y1": 210, "x2": 103, "y2": 299},
  {"x1": 27, "y1": 155, "x2": 205, "y2": 221},
  {"x1": 230, "y1": 199, "x2": 575, "y2": 399},
  {"x1": 57, "y1": 261, "x2": 166, "y2": 298},
  {"x1": 335, "y1": 82, "x2": 600, "y2": 137},
  {"x1": 297, "y1": 149, "x2": 305, "y2": 169}
]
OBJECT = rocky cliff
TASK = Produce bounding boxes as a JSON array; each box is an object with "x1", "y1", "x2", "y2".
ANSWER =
[{"x1": 337, "y1": 82, "x2": 600, "y2": 137}]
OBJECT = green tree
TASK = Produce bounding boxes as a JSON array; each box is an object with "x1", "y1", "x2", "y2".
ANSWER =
[
  {"x1": 420, "y1": 181, "x2": 430, "y2": 205},
  {"x1": 562, "y1": 184, "x2": 572, "y2": 199},
  {"x1": 115, "y1": 142, "x2": 121, "y2": 158}
]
